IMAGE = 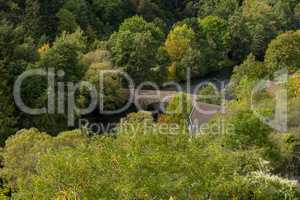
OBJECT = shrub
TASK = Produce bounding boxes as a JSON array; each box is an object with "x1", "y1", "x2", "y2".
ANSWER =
[
  {"x1": 1, "y1": 129, "x2": 51, "y2": 191},
  {"x1": 197, "y1": 84, "x2": 222, "y2": 105},
  {"x1": 2, "y1": 127, "x2": 299, "y2": 199},
  {"x1": 224, "y1": 109, "x2": 272, "y2": 149},
  {"x1": 214, "y1": 172, "x2": 300, "y2": 200},
  {"x1": 160, "y1": 93, "x2": 193, "y2": 130}
]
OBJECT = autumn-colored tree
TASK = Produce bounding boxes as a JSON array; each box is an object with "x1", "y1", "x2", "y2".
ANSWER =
[
  {"x1": 164, "y1": 93, "x2": 193, "y2": 128},
  {"x1": 231, "y1": 54, "x2": 266, "y2": 88},
  {"x1": 198, "y1": 0, "x2": 239, "y2": 19},
  {"x1": 199, "y1": 15, "x2": 230, "y2": 51},
  {"x1": 165, "y1": 24, "x2": 195, "y2": 61},
  {"x1": 0, "y1": 24, "x2": 37, "y2": 144},
  {"x1": 167, "y1": 62, "x2": 177, "y2": 80}
]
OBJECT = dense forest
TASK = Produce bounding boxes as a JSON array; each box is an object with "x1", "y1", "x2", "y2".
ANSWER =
[{"x1": 1, "y1": 0, "x2": 300, "y2": 199}]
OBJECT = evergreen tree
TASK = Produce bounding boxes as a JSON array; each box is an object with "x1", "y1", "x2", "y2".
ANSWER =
[{"x1": 0, "y1": 62, "x2": 16, "y2": 145}]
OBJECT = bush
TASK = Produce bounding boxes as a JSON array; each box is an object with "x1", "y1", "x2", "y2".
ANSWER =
[
  {"x1": 224, "y1": 109, "x2": 272, "y2": 149},
  {"x1": 0, "y1": 129, "x2": 87, "y2": 192},
  {"x1": 230, "y1": 54, "x2": 266, "y2": 87},
  {"x1": 197, "y1": 84, "x2": 222, "y2": 105},
  {"x1": 118, "y1": 112, "x2": 154, "y2": 136},
  {"x1": 162, "y1": 93, "x2": 193, "y2": 129},
  {"x1": 214, "y1": 172, "x2": 300, "y2": 200}
]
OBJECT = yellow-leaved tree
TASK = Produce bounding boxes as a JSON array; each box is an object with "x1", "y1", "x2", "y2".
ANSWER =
[
  {"x1": 165, "y1": 24, "x2": 195, "y2": 61},
  {"x1": 165, "y1": 24, "x2": 195, "y2": 80}
]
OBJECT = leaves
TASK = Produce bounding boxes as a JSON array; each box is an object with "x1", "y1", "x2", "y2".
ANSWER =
[{"x1": 165, "y1": 24, "x2": 195, "y2": 61}]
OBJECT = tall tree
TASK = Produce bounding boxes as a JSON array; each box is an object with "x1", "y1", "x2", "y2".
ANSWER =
[
  {"x1": 24, "y1": 0, "x2": 65, "y2": 40},
  {"x1": 56, "y1": 8, "x2": 78, "y2": 34},
  {"x1": 109, "y1": 16, "x2": 164, "y2": 83},
  {"x1": 91, "y1": 0, "x2": 133, "y2": 35},
  {"x1": 20, "y1": 30, "x2": 87, "y2": 134},
  {"x1": 0, "y1": 62, "x2": 16, "y2": 145},
  {"x1": 198, "y1": 0, "x2": 240, "y2": 19},
  {"x1": 165, "y1": 24, "x2": 195, "y2": 61},
  {"x1": 198, "y1": 15, "x2": 233, "y2": 71}
]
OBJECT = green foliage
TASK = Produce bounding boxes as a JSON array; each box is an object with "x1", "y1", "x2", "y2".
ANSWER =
[
  {"x1": 0, "y1": 66, "x2": 16, "y2": 145},
  {"x1": 287, "y1": 97, "x2": 300, "y2": 129},
  {"x1": 0, "y1": 24, "x2": 37, "y2": 144},
  {"x1": 177, "y1": 48, "x2": 208, "y2": 79},
  {"x1": 0, "y1": 24, "x2": 37, "y2": 84},
  {"x1": 0, "y1": 186, "x2": 10, "y2": 200},
  {"x1": 118, "y1": 111, "x2": 154, "y2": 135},
  {"x1": 265, "y1": 30, "x2": 300, "y2": 74},
  {"x1": 56, "y1": 9, "x2": 78, "y2": 34},
  {"x1": 133, "y1": 0, "x2": 164, "y2": 21},
  {"x1": 215, "y1": 172, "x2": 300, "y2": 200},
  {"x1": 2, "y1": 128, "x2": 278, "y2": 199},
  {"x1": 228, "y1": 11, "x2": 252, "y2": 62},
  {"x1": 1, "y1": 128, "x2": 87, "y2": 192},
  {"x1": 225, "y1": 108, "x2": 273, "y2": 149},
  {"x1": 163, "y1": 93, "x2": 192, "y2": 128},
  {"x1": 117, "y1": 16, "x2": 164, "y2": 43},
  {"x1": 1, "y1": 124, "x2": 299, "y2": 199},
  {"x1": 233, "y1": 77, "x2": 258, "y2": 102},
  {"x1": 198, "y1": 0, "x2": 240, "y2": 19},
  {"x1": 295, "y1": 3, "x2": 300, "y2": 23},
  {"x1": 120, "y1": 111, "x2": 154, "y2": 125},
  {"x1": 274, "y1": 0, "x2": 300, "y2": 30},
  {"x1": 197, "y1": 84, "x2": 221, "y2": 105},
  {"x1": 109, "y1": 16, "x2": 164, "y2": 83},
  {"x1": 199, "y1": 15, "x2": 231, "y2": 51},
  {"x1": 80, "y1": 49, "x2": 125, "y2": 110},
  {"x1": 1, "y1": 128, "x2": 51, "y2": 191},
  {"x1": 40, "y1": 30, "x2": 87, "y2": 81},
  {"x1": 91, "y1": 0, "x2": 132, "y2": 35},
  {"x1": 63, "y1": 0, "x2": 91, "y2": 30},
  {"x1": 231, "y1": 54, "x2": 266, "y2": 89},
  {"x1": 165, "y1": 24, "x2": 198, "y2": 80},
  {"x1": 3, "y1": 1, "x2": 300, "y2": 199},
  {"x1": 242, "y1": 0, "x2": 282, "y2": 58},
  {"x1": 198, "y1": 15, "x2": 233, "y2": 71}
]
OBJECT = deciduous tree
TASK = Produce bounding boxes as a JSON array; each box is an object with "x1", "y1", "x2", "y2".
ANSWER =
[
  {"x1": 109, "y1": 16, "x2": 164, "y2": 83},
  {"x1": 265, "y1": 31, "x2": 300, "y2": 74}
]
